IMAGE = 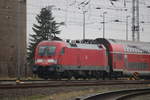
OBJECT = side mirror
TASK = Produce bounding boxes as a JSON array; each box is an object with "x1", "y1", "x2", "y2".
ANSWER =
[{"x1": 60, "y1": 47, "x2": 67, "y2": 55}]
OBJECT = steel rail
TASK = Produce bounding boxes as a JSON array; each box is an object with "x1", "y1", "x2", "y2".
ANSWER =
[
  {"x1": 116, "y1": 90, "x2": 150, "y2": 100},
  {"x1": 1, "y1": 79, "x2": 150, "y2": 83},
  {"x1": 1, "y1": 80, "x2": 150, "y2": 89},
  {"x1": 79, "y1": 88, "x2": 150, "y2": 100}
]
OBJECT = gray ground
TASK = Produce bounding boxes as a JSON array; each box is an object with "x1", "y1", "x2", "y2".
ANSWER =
[{"x1": 0, "y1": 84, "x2": 150, "y2": 100}]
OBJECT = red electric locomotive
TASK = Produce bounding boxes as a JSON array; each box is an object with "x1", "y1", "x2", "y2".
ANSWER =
[
  {"x1": 33, "y1": 38, "x2": 150, "y2": 79},
  {"x1": 33, "y1": 40, "x2": 108, "y2": 79}
]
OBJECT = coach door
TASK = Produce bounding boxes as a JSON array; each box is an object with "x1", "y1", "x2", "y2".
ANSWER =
[
  {"x1": 124, "y1": 54, "x2": 128, "y2": 70},
  {"x1": 76, "y1": 49, "x2": 81, "y2": 68},
  {"x1": 77, "y1": 54, "x2": 81, "y2": 67}
]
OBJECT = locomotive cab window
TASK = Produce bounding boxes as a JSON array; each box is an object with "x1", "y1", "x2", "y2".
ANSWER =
[{"x1": 39, "y1": 46, "x2": 56, "y2": 56}]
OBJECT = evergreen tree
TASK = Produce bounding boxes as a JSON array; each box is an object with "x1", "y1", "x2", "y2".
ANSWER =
[{"x1": 27, "y1": 7, "x2": 60, "y2": 64}]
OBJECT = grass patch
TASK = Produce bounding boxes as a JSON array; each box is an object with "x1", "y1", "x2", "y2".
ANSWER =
[
  {"x1": 0, "y1": 77, "x2": 16, "y2": 80},
  {"x1": 4, "y1": 88, "x2": 101, "y2": 100},
  {"x1": 0, "y1": 77, "x2": 43, "y2": 81},
  {"x1": 25, "y1": 95, "x2": 47, "y2": 100},
  {"x1": 1, "y1": 95, "x2": 50, "y2": 100}
]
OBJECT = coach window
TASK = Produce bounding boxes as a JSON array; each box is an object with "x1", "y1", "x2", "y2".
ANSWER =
[
  {"x1": 129, "y1": 48, "x2": 131, "y2": 53},
  {"x1": 134, "y1": 49, "x2": 136, "y2": 53},
  {"x1": 132, "y1": 49, "x2": 135, "y2": 53},
  {"x1": 132, "y1": 49, "x2": 134, "y2": 53}
]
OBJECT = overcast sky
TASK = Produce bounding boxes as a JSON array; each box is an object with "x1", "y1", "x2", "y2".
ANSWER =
[{"x1": 27, "y1": 0, "x2": 150, "y2": 42}]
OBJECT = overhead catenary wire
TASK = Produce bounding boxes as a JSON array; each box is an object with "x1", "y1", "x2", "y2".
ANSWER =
[
  {"x1": 1, "y1": 1, "x2": 150, "y2": 27},
  {"x1": 2, "y1": 0, "x2": 150, "y2": 40}
]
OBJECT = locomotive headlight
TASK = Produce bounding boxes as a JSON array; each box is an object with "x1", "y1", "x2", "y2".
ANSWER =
[
  {"x1": 36, "y1": 59, "x2": 43, "y2": 63},
  {"x1": 47, "y1": 59, "x2": 57, "y2": 64}
]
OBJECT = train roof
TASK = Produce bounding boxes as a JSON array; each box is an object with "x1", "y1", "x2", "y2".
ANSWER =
[
  {"x1": 107, "y1": 39, "x2": 150, "y2": 45},
  {"x1": 66, "y1": 42, "x2": 104, "y2": 50},
  {"x1": 38, "y1": 40, "x2": 104, "y2": 50},
  {"x1": 96, "y1": 38, "x2": 150, "y2": 54}
]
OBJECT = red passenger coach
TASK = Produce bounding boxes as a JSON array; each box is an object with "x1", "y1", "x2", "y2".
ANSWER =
[
  {"x1": 33, "y1": 40, "x2": 108, "y2": 79},
  {"x1": 96, "y1": 38, "x2": 150, "y2": 78}
]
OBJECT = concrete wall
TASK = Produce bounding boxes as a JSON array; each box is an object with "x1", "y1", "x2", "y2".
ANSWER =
[{"x1": 0, "y1": 0, "x2": 26, "y2": 77}]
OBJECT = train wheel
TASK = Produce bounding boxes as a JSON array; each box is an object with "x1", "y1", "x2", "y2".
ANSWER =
[
  {"x1": 44, "y1": 77, "x2": 48, "y2": 80},
  {"x1": 55, "y1": 72, "x2": 62, "y2": 80},
  {"x1": 113, "y1": 72, "x2": 118, "y2": 80},
  {"x1": 38, "y1": 73, "x2": 48, "y2": 80},
  {"x1": 108, "y1": 72, "x2": 112, "y2": 80},
  {"x1": 74, "y1": 76, "x2": 78, "y2": 80},
  {"x1": 40, "y1": 74, "x2": 49, "y2": 80},
  {"x1": 96, "y1": 72, "x2": 100, "y2": 80},
  {"x1": 74, "y1": 75, "x2": 80, "y2": 80},
  {"x1": 65, "y1": 71, "x2": 72, "y2": 80},
  {"x1": 102, "y1": 72, "x2": 107, "y2": 80}
]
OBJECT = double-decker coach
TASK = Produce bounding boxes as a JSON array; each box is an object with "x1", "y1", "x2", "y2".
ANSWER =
[{"x1": 96, "y1": 38, "x2": 150, "y2": 78}]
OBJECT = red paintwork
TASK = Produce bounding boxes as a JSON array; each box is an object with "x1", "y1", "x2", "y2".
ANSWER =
[
  {"x1": 127, "y1": 54, "x2": 150, "y2": 71},
  {"x1": 58, "y1": 48, "x2": 107, "y2": 67},
  {"x1": 107, "y1": 40, "x2": 150, "y2": 73},
  {"x1": 35, "y1": 41, "x2": 108, "y2": 68},
  {"x1": 109, "y1": 44, "x2": 125, "y2": 70},
  {"x1": 34, "y1": 41, "x2": 67, "y2": 66}
]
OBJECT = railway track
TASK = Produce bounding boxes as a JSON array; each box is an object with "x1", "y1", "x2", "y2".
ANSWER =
[
  {"x1": 1, "y1": 80, "x2": 150, "y2": 89},
  {"x1": 79, "y1": 88, "x2": 150, "y2": 100}
]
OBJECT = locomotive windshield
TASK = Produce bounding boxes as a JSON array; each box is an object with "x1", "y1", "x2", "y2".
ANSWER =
[{"x1": 38, "y1": 46, "x2": 56, "y2": 56}]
